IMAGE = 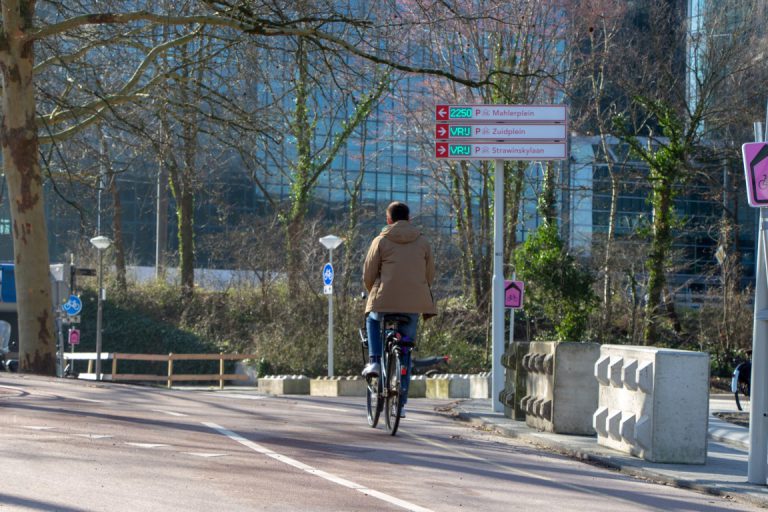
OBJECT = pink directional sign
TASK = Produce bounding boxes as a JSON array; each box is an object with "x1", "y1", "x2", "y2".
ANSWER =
[
  {"x1": 435, "y1": 123, "x2": 566, "y2": 141},
  {"x1": 743, "y1": 142, "x2": 768, "y2": 207},
  {"x1": 504, "y1": 280, "x2": 524, "y2": 309}
]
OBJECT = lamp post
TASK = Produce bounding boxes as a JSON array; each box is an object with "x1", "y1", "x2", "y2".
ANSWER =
[
  {"x1": 90, "y1": 235, "x2": 112, "y2": 381},
  {"x1": 319, "y1": 235, "x2": 343, "y2": 377}
]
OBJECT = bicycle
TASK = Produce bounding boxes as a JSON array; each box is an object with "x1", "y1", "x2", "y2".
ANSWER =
[
  {"x1": 732, "y1": 360, "x2": 751, "y2": 412},
  {"x1": 359, "y1": 314, "x2": 415, "y2": 435}
]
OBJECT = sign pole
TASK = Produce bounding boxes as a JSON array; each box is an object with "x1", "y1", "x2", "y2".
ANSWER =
[
  {"x1": 749, "y1": 120, "x2": 768, "y2": 484},
  {"x1": 328, "y1": 249, "x2": 334, "y2": 377},
  {"x1": 492, "y1": 159, "x2": 505, "y2": 413}
]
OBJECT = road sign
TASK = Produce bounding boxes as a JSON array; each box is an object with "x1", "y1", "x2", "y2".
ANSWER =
[
  {"x1": 323, "y1": 284, "x2": 333, "y2": 295},
  {"x1": 435, "y1": 104, "x2": 567, "y2": 123},
  {"x1": 504, "y1": 281, "x2": 525, "y2": 309},
  {"x1": 743, "y1": 142, "x2": 768, "y2": 207},
  {"x1": 61, "y1": 295, "x2": 83, "y2": 316},
  {"x1": 436, "y1": 123, "x2": 566, "y2": 141},
  {"x1": 322, "y1": 263, "x2": 334, "y2": 286},
  {"x1": 436, "y1": 142, "x2": 567, "y2": 160},
  {"x1": 68, "y1": 328, "x2": 81, "y2": 345}
]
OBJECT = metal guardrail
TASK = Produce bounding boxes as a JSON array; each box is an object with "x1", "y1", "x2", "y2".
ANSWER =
[{"x1": 63, "y1": 352, "x2": 258, "y2": 389}]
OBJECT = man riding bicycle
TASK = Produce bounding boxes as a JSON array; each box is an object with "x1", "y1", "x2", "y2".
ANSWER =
[{"x1": 362, "y1": 202, "x2": 437, "y2": 415}]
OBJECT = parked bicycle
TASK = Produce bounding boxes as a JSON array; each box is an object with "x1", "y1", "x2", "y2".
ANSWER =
[
  {"x1": 0, "y1": 320, "x2": 18, "y2": 372},
  {"x1": 732, "y1": 359, "x2": 751, "y2": 412},
  {"x1": 359, "y1": 314, "x2": 445, "y2": 435}
]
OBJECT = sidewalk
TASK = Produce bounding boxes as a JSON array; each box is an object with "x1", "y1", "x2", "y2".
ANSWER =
[{"x1": 444, "y1": 394, "x2": 768, "y2": 508}]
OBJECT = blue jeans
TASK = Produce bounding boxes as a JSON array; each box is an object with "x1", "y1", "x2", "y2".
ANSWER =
[{"x1": 367, "y1": 312, "x2": 419, "y2": 405}]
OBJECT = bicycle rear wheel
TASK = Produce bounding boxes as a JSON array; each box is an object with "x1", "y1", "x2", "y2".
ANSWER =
[
  {"x1": 384, "y1": 350, "x2": 403, "y2": 435},
  {"x1": 366, "y1": 375, "x2": 383, "y2": 427}
]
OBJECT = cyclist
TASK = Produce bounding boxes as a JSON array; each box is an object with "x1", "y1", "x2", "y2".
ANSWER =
[{"x1": 362, "y1": 202, "x2": 437, "y2": 415}]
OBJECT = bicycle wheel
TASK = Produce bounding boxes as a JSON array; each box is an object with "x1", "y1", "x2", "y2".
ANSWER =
[
  {"x1": 384, "y1": 349, "x2": 403, "y2": 435},
  {"x1": 735, "y1": 381, "x2": 750, "y2": 412},
  {"x1": 366, "y1": 375, "x2": 383, "y2": 427}
]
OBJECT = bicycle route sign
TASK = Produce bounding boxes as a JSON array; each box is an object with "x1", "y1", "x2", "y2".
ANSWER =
[
  {"x1": 323, "y1": 263, "x2": 334, "y2": 295},
  {"x1": 504, "y1": 280, "x2": 525, "y2": 309},
  {"x1": 743, "y1": 142, "x2": 768, "y2": 207},
  {"x1": 61, "y1": 294, "x2": 83, "y2": 316}
]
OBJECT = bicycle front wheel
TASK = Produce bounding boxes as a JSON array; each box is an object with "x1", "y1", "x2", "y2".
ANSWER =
[
  {"x1": 384, "y1": 351, "x2": 403, "y2": 435},
  {"x1": 366, "y1": 375, "x2": 383, "y2": 427}
]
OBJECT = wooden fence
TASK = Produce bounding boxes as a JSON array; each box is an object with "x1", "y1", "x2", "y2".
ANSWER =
[{"x1": 63, "y1": 352, "x2": 258, "y2": 389}]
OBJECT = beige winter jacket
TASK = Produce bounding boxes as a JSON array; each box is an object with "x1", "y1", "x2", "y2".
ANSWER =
[{"x1": 363, "y1": 221, "x2": 437, "y2": 317}]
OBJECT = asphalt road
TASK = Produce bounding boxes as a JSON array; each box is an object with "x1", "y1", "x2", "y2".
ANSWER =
[{"x1": 0, "y1": 374, "x2": 760, "y2": 511}]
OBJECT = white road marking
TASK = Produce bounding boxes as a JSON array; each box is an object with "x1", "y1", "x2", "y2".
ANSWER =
[
  {"x1": 185, "y1": 452, "x2": 228, "y2": 458},
  {"x1": 73, "y1": 434, "x2": 113, "y2": 439},
  {"x1": 215, "y1": 394, "x2": 266, "y2": 401},
  {"x1": 294, "y1": 404, "x2": 352, "y2": 413},
  {"x1": 152, "y1": 409, "x2": 188, "y2": 417},
  {"x1": 204, "y1": 422, "x2": 434, "y2": 512},
  {"x1": 23, "y1": 426, "x2": 55, "y2": 430},
  {"x1": 126, "y1": 443, "x2": 170, "y2": 449}
]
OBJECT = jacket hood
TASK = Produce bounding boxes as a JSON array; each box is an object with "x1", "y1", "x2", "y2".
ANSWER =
[{"x1": 381, "y1": 221, "x2": 422, "y2": 244}]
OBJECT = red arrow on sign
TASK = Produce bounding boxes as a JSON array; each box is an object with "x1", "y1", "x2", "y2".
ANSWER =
[
  {"x1": 436, "y1": 124, "x2": 448, "y2": 138},
  {"x1": 436, "y1": 105, "x2": 448, "y2": 120},
  {"x1": 436, "y1": 142, "x2": 448, "y2": 157}
]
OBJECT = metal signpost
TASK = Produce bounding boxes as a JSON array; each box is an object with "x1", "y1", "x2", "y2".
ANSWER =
[
  {"x1": 743, "y1": 121, "x2": 768, "y2": 484},
  {"x1": 435, "y1": 104, "x2": 567, "y2": 412},
  {"x1": 319, "y1": 235, "x2": 343, "y2": 377}
]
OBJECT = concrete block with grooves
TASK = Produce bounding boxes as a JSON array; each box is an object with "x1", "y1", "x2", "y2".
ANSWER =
[
  {"x1": 470, "y1": 373, "x2": 491, "y2": 399},
  {"x1": 523, "y1": 341, "x2": 600, "y2": 435},
  {"x1": 310, "y1": 377, "x2": 366, "y2": 397},
  {"x1": 594, "y1": 355, "x2": 610, "y2": 385},
  {"x1": 596, "y1": 345, "x2": 708, "y2": 464},
  {"x1": 258, "y1": 375, "x2": 310, "y2": 395},
  {"x1": 409, "y1": 375, "x2": 427, "y2": 398},
  {"x1": 425, "y1": 374, "x2": 470, "y2": 399}
]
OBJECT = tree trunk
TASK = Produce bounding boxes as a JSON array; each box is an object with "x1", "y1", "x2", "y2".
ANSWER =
[
  {"x1": 0, "y1": 0, "x2": 56, "y2": 375},
  {"x1": 644, "y1": 178, "x2": 673, "y2": 345}
]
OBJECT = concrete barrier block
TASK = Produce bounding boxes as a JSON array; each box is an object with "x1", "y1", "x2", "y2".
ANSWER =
[
  {"x1": 310, "y1": 377, "x2": 366, "y2": 397},
  {"x1": 596, "y1": 345, "x2": 709, "y2": 464},
  {"x1": 524, "y1": 341, "x2": 600, "y2": 435},
  {"x1": 470, "y1": 373, "x2": 491, "y2": 399},
  {"x1": 409, "y1": 375, "x2": 427, "y2": 398},
  {"x1": 426, "y1": 374, "x2": 470, "y2": 399},
  {"x1": 258, "y1": 375, "x2": 310, "y2": 395}
]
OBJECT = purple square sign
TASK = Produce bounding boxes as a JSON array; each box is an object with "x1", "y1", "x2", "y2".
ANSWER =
[{"x1": 743, "y1": 142, "x2": 768, "y2": 207}]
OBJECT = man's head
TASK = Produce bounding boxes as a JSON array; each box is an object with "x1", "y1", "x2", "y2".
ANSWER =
[{"x1": 386, "y1": 202, "x2": 410, "y2": 224}]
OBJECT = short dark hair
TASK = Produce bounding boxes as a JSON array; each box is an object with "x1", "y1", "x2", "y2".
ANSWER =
[{"x1": 387, "y1": 201, "x2": 409, "y2": 222}]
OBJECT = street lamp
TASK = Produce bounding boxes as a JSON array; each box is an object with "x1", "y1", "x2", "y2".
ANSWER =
[
  {"x1": 319, "y1": 235, "x2": 343, "y2": 377},
  {"x1": 90, "y1": 235, "x2": 112, "y2": 381}
]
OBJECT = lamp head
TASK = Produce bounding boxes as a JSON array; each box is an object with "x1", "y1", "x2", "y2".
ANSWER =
[
  {"x1": 90, "y1": 235, "x2": 113, "y2": 251},
  {"x1": 319, "y1": 235, "x2": 343, "y2": 250}
]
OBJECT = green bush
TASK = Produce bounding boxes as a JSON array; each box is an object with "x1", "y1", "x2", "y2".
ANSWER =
[{"x1": 75, "y1": 279, "x2": 491, "y2": 377}]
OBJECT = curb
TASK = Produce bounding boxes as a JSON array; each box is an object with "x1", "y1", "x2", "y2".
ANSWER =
[{"x1": 442, "y1": 404, "x2": 768, "y2": 509}]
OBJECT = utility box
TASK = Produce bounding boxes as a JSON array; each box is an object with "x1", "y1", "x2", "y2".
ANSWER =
[
  {"x1": 520, "y1": 341, "x2": 600, "y2": 435},
  {"x1": 593, "y1": 345, "x2": 709, "y2": 464}
]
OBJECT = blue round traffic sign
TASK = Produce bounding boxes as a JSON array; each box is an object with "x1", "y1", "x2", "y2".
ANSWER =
[
  {"x1": 322, "y1": 263, "x2": 334, "y2": 286},
  {"x1": 62, "y1": 294, "x2": 83, "y2": 316}
]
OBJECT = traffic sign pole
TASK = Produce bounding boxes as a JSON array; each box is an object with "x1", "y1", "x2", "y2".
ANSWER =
[
  {"x1": 492, "y1": 159, "x2": 504, "y2": 413},
  {"x1": 327, "y1": 253, "x2": 334, "y2": 377}
]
